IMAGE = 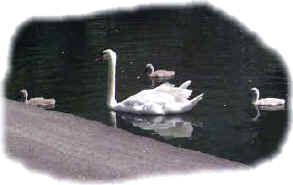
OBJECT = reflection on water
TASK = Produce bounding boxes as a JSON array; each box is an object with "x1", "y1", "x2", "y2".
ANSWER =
[
  {"x1": 251, "y1": 105, "x2": 286, "y2": 122},
  {"x1": 115, "y1": 113, "x2": 199, "y2": 138},
  {"x1": 6, "y1": 5, "x2": 289, "y2": 165},
  {"x1": 109, "y1": 111, "x2": 117, "y2": 127}
]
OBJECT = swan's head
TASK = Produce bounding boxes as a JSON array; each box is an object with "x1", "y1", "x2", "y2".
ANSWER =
[
  {"x1": 145, "y1": 63, "x2": 154, "y2": 74},
  {"x1": 19, "y1": 89, "x2": 28, "y2": 100},
  {"x1": 96, "y1": 49, "x2": 117, "y2": 63},
  {"x1": 250, "y1": 87, "x2": 260, "y2": 104},
  {"x1": 250, "y1": 87, "x2": 259, "y2": 94},
  {"x1": 20, "y1": 89, "x2": 28, "y2": 96}
]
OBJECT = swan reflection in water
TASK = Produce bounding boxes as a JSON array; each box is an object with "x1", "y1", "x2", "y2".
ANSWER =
[
  {"x1": 251, "y1": 104, "x2": 285, "y2": 122},
  {"x1": 109, "y1": 111, "x2": 202, "y2": 139}
]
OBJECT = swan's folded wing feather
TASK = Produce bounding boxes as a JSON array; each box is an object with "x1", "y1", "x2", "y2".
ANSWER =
[
  {"x1": 28, "y1": 96, "x2": 55, "y2": 106},
  {"x1": 154, "y1": 82, "x2": 192, "y2": 100},
  {"x1": 122, "y1": 89, "x2": 173, "y2": 105},
  {"x1": 120, "y1": 86, "x2": 190, "y2": 110},
  {"x1": 28, "y1": 97, "x2": 45, "y2": 104},
  {"x1": 30, "y1": 97, "x2": 45, "y2": 100},
  {"x1": 118, "y1": 90, "x2": 169, "y2": 114},
  {"x1": 258, "y1": 98, "x2": 285, "y2": 106}
]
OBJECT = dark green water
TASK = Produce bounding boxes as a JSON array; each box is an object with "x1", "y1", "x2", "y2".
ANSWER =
[{"x1": 6, "y1": 6, "x2": 289, "y2": 165}]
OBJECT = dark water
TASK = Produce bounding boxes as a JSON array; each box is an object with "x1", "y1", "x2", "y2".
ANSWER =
[{"x1": 6, "y1": 6, "x2": 289, "y2": 165}]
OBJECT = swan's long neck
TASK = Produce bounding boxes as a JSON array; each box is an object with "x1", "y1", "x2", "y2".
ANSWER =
[
  {"x1": 107, "y1": 54, "x2": 118, "y2": 109},
  {"x1": 252, "y1": 89, "x2": 260, "y2": 105}
]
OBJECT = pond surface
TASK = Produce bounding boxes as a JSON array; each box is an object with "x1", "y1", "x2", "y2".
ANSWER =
[{"x1": 6, "y1": 6, "x2": 289, "y2": 165}]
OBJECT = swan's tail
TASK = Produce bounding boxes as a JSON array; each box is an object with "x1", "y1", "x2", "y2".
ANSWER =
[
  {"x1": 190, "y1": 93, "x2": 204, "y2": 106},
  {"x1": 179, "y1": 80, "x2": 191, "y2": 89}
]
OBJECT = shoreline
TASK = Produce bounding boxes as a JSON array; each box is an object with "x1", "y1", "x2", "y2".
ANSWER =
[{"x1": 4, "y1": 99, "x2": 247, "y2": 181}]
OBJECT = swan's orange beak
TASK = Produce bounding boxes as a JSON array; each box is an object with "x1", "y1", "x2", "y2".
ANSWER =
[{"x1": 95, "y1": 56, "x2": 103, "y2": 62}]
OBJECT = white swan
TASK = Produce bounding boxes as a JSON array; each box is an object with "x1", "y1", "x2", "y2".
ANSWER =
[
  {"x1": 19, "y1": 89, "x2": 56, "y2": 109},
  {"x1": 97, "y1": 49, "x2": 204, "y2": 115},
  {"x1": 145, "y1": 63, "x2": 175, "y2": 78},
  {"x1": 250, "y1": 87, "x2": 285, "y2": 107}
]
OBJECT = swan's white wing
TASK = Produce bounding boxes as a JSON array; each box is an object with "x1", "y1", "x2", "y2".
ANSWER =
[
  {"x1": 29, "y1": 97, "x2": 55, "y2": 105},
  {"x1": 115, "y1": 82, "x2": 197, "y2": 114},
  {"x1": 154, "y1": 82, "x2": 192, "y2": 101},
  {"x1": 123, "y1": 82, "x2": 192, "y2": 106},
  {"x1": 179, "y1": 80, "x2": 191, "y2": 89},
  {"x1": 121, "y1": 89, "x2": 176, "y2": 106},
  {"x1": 116, "y1": 89, "x2": 185, "y2": 114},
  {"x1": 28, "y1": 97, "x2": 45, "y2": 104},
  {"x1": 258, "y1": 98, "x2": 285, "y2": 106}
]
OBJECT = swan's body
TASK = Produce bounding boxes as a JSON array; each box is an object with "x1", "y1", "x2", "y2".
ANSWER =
[
  {"x1": 98, "y1": 49, "x2": 203, "y2": 115},
  {"x1": 113, "y1": 82, "x2": 204, "y2": 114},
  {"x1": 20, "y1": 89, "x2": 55, "y2": 109},
  {"x1": 145, "y1": 63, "x2": 175, "y2": 78},
  {"x1": 250, "y1": 87, "x2": 285, "y2": 107}
]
